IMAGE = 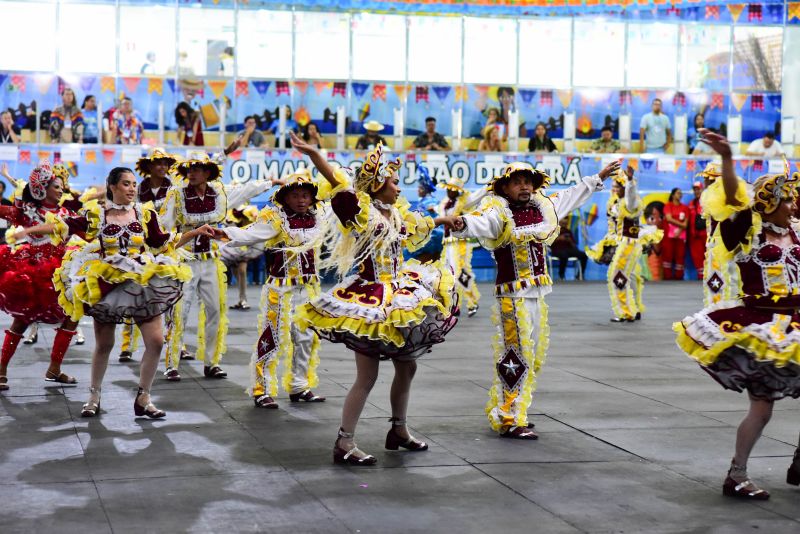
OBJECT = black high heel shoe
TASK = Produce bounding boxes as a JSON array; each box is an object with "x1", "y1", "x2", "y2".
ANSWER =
[
  {"x1": 787, "y1": 450, "x2": 800, "y2": 486},
  {"x1": 333, "y1": 428, "x2": 377, "y2": 466},
  {"x1": 385, "y1": 418, "x2": 428, "y2": 451},
  {"x1": 134, "y1": 387, "x2": 166, "y2": 419}
]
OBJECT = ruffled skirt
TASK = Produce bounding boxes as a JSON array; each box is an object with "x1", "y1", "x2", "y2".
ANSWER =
[
  {"x1": 298, "y1": 259, "x2": 458, "y2": 360},
  {"x1": 220, "y1": 242, "x2": 266, "y2": 266},
  {"x1": 54, "y1": 249, "x2": 192, "y2": 324},
  {"x1": 0, "y1": 243, "x2": 67, "y2": 324},
  {"x1": 674, "y1": 302, "x2": 800, "y2": 400}
]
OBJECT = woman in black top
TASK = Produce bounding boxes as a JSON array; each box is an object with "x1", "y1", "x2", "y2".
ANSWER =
[{"x1": 528, "y1": 122, "x2": 557, "y2": 153}]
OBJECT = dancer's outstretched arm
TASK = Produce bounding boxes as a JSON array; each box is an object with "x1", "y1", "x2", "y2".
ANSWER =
[
  {"x1": 290, "y1": 131, "x2": 339, "y2": 187},
  {"x1": 697, "y1": 128, "x2": 738, "y2": 206}
]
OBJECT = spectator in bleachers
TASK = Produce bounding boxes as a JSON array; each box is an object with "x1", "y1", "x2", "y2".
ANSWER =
[
  {"x1": 484, "y1": 107, "x2": 507, "y2": 141},
  {"x1": 0, "y1": 111, "x2": 20, "y2": 144},
  {"x1": 691, "y1": 127, "x2": 718, "y2": 155},
  {"x1": 266, "y1": 105, "x2": 297, "y2": 148},
  {"x1": 688, "y1": 113, "x2": 705, "y2": 153},
  {"x1": 355, "y1": 121, "x2": 388, "y2": 150},
  {"x1": 528, "y1": 122, "x2": 557, "y2": 153},
  {"x1": 237, "y1": 115, "x2": 266, "y2": 148},
  {"x1": 302, "y1": 122, "x2": 323, "y2": 149},
  {"x1": 140, "y1": 52, "x2": 157, "y2": 75},
  {"x1": 639, "y1": 98, "x2": 671, "y2": 154},
  {"x1": 478, "y1": 125, "x2": 502, "y2": 152},
  {"x1": 589, "y1": 126, "x2": 623, "y2": 153},
  {"x1": 81, "y1": 95, "x2": 100, "y2": 144},
  {"x1": 413, "y1": 117, "x2": 449, "y2": 151},
  {"x1": 49, "y1": 88, "x2": 84, "y2": 143},
  {"x1": 175, "y1": 102, "x2": 204, "y2": 146},
  {"x1": 110, "y1": 97, "x2": 144, "y2": 145},
  {"x1": 550, "y1": 217, "x2": 587, "y2": 280},
  {"x1": 746, "y1": 131, "x2": 784, "y2": 158}
]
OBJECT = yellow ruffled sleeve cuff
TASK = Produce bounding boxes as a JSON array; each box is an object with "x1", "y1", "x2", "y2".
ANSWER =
[
  {"x1": 402, "y1": 209, "x2": 435, "y2": 252},
  {"x1": 44, "y1": 211, "x2": 69, "y2": 245},
  {"x1": 701, "y1": 177, "x2": 751, "y2": 221},
  {"x1": 316, "y1": 168, "x2": 350, "y2": 201}
]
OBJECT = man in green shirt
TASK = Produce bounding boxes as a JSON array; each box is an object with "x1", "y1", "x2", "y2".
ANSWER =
[{"x1": 589, "y1": 126, "x2": 624, "y2": 153}]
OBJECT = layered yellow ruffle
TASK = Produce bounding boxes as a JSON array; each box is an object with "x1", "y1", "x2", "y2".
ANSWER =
[
  {"x1": 586, "y1": 234, "x2": 618, "y2": 262},
  {"x1": 701, "y1": 177, "x2": 751, "y2": 222},
  {"x1": 298, "y1": 264, "x2": 455, "y2": 348},
  {"x1": 674, "y1": 319, "x2": 800, "y2": 369}
]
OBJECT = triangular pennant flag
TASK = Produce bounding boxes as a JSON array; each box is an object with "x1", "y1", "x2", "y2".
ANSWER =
[
  {"x1": 705, "y1": 5, "x2": 720, "y2": 19},
  {"x1": 293, "y1": 81, "x2": 309, "y2": 95},
  {"x1": 38, "y1": 150, "x2": 50, "y2": 162},
  {"x1": 727, "y1": 4, "x2": 745, "y2": 22},
  {"x1": 252, "y1": 80, "x2": 271, "y2": 97},
  {"x1": 275, "y1": 81, "x2": 290, "y2": 96},
  {"x1": 147, "y1": 78, "x2": 163, "y2": 95},
  {"x1": 416, "y1": 86, "x2": 430, "y2": 103},
  {"x1": 394, "y1": 84, "x2": 409, "y2": 100},
  {"x1": 80, "y1": 76, "x2": 96, "y2": 93},
  {"x1": 556, "y1": 90, "x2": 573, "y2": 108},
  {"x1": 102, "y1": 149, "x2": 115, "y2": 164},
  {"x1": 455, "y1": 86, "x2": 468, "y2": 102},
  {"x1": 674, "y1": 160, "x2": 683, "y2": 173},
  {"x1": 34, "y1": 75, "x2": 54, "y2": 95},
  {"x1": 121, "y1": 77, "x2": 141, "y2": 94},
  {"x1": 686, "y1": 159, "x2": 696, "y2": 172},
  {"x1": 18, "y1": 150, "x2": 30, "y2": 164},
  {"x1": 640, "y1": 159, "x2": 654, "y2": 170},
  {"x1": 750, "y1": 94, "x2": 764, "y2": 111},
  {"x1": 519, "y1": 89, "x2": 536, "y2": 105},
  {"x1": 739, "y1": 159, "x2": 752, "y2": 170},
  {"x1": 85, "y1": 150, "x2": 96, "y2": 163},
  {"x1": 235, "y1": 80, "x2": 249, "y2": 97},
  {"x1": 313, "y1": 81, "x2": 331, "y2": 95},
  {"x1": 474, "y1": 85, "x2": 489, "y2": 96},
  {"x1": 432, "y1": 86, "x2": 451, "y2": 102},
  {"x1": 710, "y1": 93, "x2": 725, "y2": 109},
  {"x1": 372, "y1": 84, "x2": 387, "y2": 101},
  {"x1": 790, "y1": 2, "x2": 800, "y2": 21},
  {"x1": 166, "y1": 79, "x2": 176, "y2": 94},
  {"x1": 207, "y1": 80, "x2": 227, "y2": 99},
  {"x1": 767, "y1": 94, "x2": 782, "y2": 109},
  {"x1": 10, "y1": 75, "x2": 26, "y2": 92},
  {"x1": 753, "y1": 160, "x2": 764, "y2": 172},
  {"x1": 632, "y1": 90, "x2": 650, "y2": 103},
  {"x1": 731, "y1": 93, "x2": 748, "y2": 113},
  {"x1": 540, "y1": 91, "x2": 553, "y2": 107},
  {"x1": 352, "y1": 82, "x2": 369, "y2": 99},
  {"x1": 0, "y1": 74, "x2": 7, "y2": 89},
  {"x1": 332, "y1": 82, "x2": 347, "y2": 97},
  {"x1": 101, "y1": 77, "x2": 115, "y2": 93}
]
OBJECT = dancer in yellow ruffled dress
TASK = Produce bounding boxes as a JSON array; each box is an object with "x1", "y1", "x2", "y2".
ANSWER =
[
  {"x1": 674, "y1": 130, "x2": 800, "y2": 500},
  {"x1": 291, "y1": 132, "x2": 457, "y2": 466}
]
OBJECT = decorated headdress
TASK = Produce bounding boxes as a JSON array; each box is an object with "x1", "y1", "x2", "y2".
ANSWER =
[
  {"x1": 52, "y1": 163, "x2": 71, "y2": 189},
  {"x1": 488, "y1": 161, "x2": 550, "y2": 194},
  {"x1": 136, "y1": 147, "x2": 178, "y2": 177},
  {"x1": 752, "y1": 166, "x2": 800, "y2": 215},
  {"x1": 172, "y1": 151, "x2": 222, "y2": 181},
  {"x1": 354, "y1": 143, "x2": 401, "y2": 194},
  {"x1": 417, "y1": 165, "x2": 437, "y2": 195},
  {"x1": 28, "y1": 160, "x2": 56, "y2": 201},
  {"x1": 696, "y1": 162, "x2": 722, "y2": 183},
  {"x1": 272, "y1": 168, "x2": 320, "y2": 208},
  {"x1": 439, "y1": 175, "x2": 466, "y2": 195}
]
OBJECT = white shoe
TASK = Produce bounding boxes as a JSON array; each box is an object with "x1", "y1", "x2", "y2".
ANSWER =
[
  {"x1": 23, "y1": 324, "x2": 38, "y2": 345},
  {"x1": 75, "y1": 327, "x2": 85, "y2": 345}
]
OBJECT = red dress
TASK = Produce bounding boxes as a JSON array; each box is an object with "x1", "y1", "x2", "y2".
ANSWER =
[{"x1": 0, "y1": 202, "x2": 73, "y2": 324}]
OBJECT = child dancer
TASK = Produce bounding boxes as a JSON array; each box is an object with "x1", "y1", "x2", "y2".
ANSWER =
[
  {"x1": 222, "y1": 204, "x2": 262, "y2": 311},
  {"x1": 442, "y1": 160, "x2": 619, "y2": 439},
  {"x1": 291, "y1": 132, "x2": 457, "y2": 465},
  {"x1": 674, "y1": 130, "x2": 800, "y2": 500}
]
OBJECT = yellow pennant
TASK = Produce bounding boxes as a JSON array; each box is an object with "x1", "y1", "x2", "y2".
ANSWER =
[
  {"x1": 727, "y1": 4, "x2": 745, "y2": 23},
  {"x1": 147, "y1": 78, "x2": 163, "y2": 95},
  {"x1": 556, "y1": 89, "x2": 573, "y2": 108},
  {"x1": 207, "y1": 80, "x2": 228, "y2": 99},
  {"x1": 100, "y1": 77, "x2": 115, "y2": 93},
  {"x1": 731, "y1": 93, "x2": 748, "y2": 113}
]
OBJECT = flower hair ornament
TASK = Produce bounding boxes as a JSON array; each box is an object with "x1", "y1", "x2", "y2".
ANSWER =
[
  {"x1": 488, "y1": 161, "x2": 551, "y2": 194},
  {"x1": 355, "y1": 143, "x2": 401, "y2": 193},
  {"x1": 28, "y1": 159, "x2": 55, "y2": 201}
]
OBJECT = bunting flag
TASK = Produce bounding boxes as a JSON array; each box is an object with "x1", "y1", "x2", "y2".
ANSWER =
[
  {"x1": 9, "y1": 75, "x2": 25, "y2": 92},
  {"x1": 53, "y1": 152, "x2": 62, "y2": 164},
  {"x1": 235, "y1": 81, "x2": 249, "y2": 97},
  {"x1": 102, "y1": 149, "x2": 116, "y2": 163},
  {"x1": 0, "y1": 74, "x2": 7, "y2": 89},
  {"x1": 739, "y1": 159, "x2": 752, "y2": 170},
  {"x1": 147, "y1": 78, "x2": 164, "y2": 95},
  {"x1": 632, "y1": 90, "x2": 650, "y2": 102},
  {"x1": 100, "y1": 77, "x2": 115, "y2": 93},
  {"x1": 674, "y1": 160, "x2": 683, "y2": 173},
  {"x1": 372, "y1": 84, "x2": 387, "y2": 101},
  {"x1": 275, "y1": 81, "x2": 290, "y2": 96},
  {"x1": 332, "y1": 82, "x2": 347, "y2": 97},
  {"x1": 747, "y1": 3, "x2": 762, "y2": 22},
  {"x1": 540, "y1": 90, "x2": 553, "y2": 107},
  {"x1": 640, "y1": 159, "x2": 654, "y2": 171},
  {"x1": 685, "y1": 159, "x2": 696, "y2": 172},
  {"x1": 519, "y1": 89, "x2": 536, "y2": 105},
  {"x1": 121, "y1": 77, "x2": 141, "y2": 94},
  {"x1": 207, "y1": 80, "x2": 228, "y2": 98},
  {"x1": 432, "y1": 86, "x2": 451, "y2": 102},
  {"x1": 292, "y1": 81, "x2": 309, "y2": 95},
  {"x1": 416, "y1": 85, "x2": 430, "y2": 103},
  {"x1": 752, "y1": 159, "x2": 764, "y2": 172},
  {"x1": 627, "y1": 159, "x2": 638, "y2": 171},
  {"x1": 37, "y1": 150, "x2": 50, "y2": 162},
  {"x1": 252, "y1": 80, "x2": 271, "y2": 97},
  {"x1": 619, "y1": 90, "x2": 632, "y2": 106},
  {"x1": 730, "y1": 93, "x2": 748, "y2": 113},
  {"x1": 18, "y1": 150, "x2": 30, "y2": 164},
  {"x1": 455, "y1": 86, "x2": 468, "y2": 102},
  {"x1": 789, "y1": 2, "x2": 800, "y2": 21},
  {"x1": 710, "y1": 92, "x2": 725, "y2": 109},
  {"x1": 166, "y1": 79, "x2": 176, "y2": 94},
  {"x1": 767, "y1": 94, "x2": 782, "y2": 109},
  {"x1": 672, "y1": 92, "x2": 686, "y2": 107},
  {"x1": 352, "y1": 82, "x2": 369, "y2": 99},
  {"x1": 85, "y1": 150, "x2": 96, "y2": 164},
  {"x1": 394, "y1": 84, "x2": 409, "y2": 100},
  {"x1": 705, "y1": 5, "x2": 720, "y2": 19},
  {"x1": 313, "y1": 81, "x2": 331, "y2": 94},
  {"x1": 79, "y1": 76, "x2": 96, "y2": 93},
  {"x1": 727, "y1": 4, "x2": 745, "y2": 22},
  {"x1": 556, "y1": 89, "x2": 573, "y2": 108},
  {"x1": 474, "y1": 85, "x2": 488, "y2": 96},
  {"x1": 34, "y1": 75, "x2": 54, "y2": 95},
  {"x1": 750, "y1": 94, "x2": 764, "y2": 111}
]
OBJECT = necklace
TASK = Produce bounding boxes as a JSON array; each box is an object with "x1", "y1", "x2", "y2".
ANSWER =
[
  {"x1": 763, "y1": 221, "x2": 790, "y2": 235},
  {"x1": 372, "y1": 198, "x2": 393, "y2": 210},
  {"x1": 107, "y1": 201, "x2": 134, "y2": 211}
]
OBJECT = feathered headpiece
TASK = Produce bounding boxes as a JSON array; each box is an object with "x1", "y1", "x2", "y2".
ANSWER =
[
  {"x1": 417, "y1": 165, "x2": 436, "y2": 195},
  {"x1": 354, "y1": 143, "x2": 401, "y2": 193},
  {"x1": 28, "y1": 160, "x2": 56, "y2": 201},
  {"x1": 489, "y1": 161, "x2": 550, "y2": 194}
]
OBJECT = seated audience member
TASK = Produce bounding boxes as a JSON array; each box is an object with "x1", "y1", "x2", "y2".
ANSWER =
[
  {"x1": 0, "y1": 111, "x2": 20, "y2": 144},
  {"x1": 589, "y1": 126, "x2": 623, "y2": 153},
  {"x1": 550, "y1": 218, "x2": 588, "y2": 280},
  {"x1": 303, "y1": 122, "x2": 324, "y2": 149},
  {"x1": 238, "y1": 116, "x2": 266, "y2": 148},
  {"x1": 413, "y1": 117, "x2": 449, "y2": 151},
  {"x1": 49, "y1": 88, "x2": 84, "y2": 143},
  {"x1": 746, "y1": 131, "x2": 784, "y2": 158},
  {"x1": 528, "y1": 121, "x2": 557, "y2": 153},
  {"x1": 688, "y1": 113, "x2": 705, "y2": 153},
  {"x1": 484, "y1": 107, "x2": 507, "y2": 140},
  {"x1": 110, "y1": 97, "x2": 144, "y2": 144},
  {"x1": 266, "y1": 105, "x2": 297, "y2": 148},
  {"x1": 355, "y1": 121, "x2": 388, "y2": 149},
  {"x1": 175, "y1": 102, "x2": 204, "y2": 146},
  {"x1": 478, "y1": 125, "x2": 502, "y2": 152}
]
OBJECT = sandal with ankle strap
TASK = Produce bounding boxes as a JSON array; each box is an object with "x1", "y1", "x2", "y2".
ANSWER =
[
  {"x1": 134, "y1": 387, "x2": 166, "y2": 419},
  {"x1": 500, "y1": 425, "x2": 539, "y2": 440},
  {"x1": 289, "y1": 390, "x2": 326, "y2": 403},
  {"x1": 385, "y1": 418, "x2": 428, "y2": 451},
  {"x1": 204, "y1": 366, "x2": 227, "y2": 379},
  {"x1": 254, "y1": 395, "x2": 279, "y2": 409},
  {"x1": 723, "y1": 462, "x2": 770, "y2": 500},
  {"x1": 45, "y1": 371, "x2": 77, "y2": 384},
  {"x1": 333, "y1": 428, "x2": 377, "y2": 466},
  {"x1": 81, "y1": 387, "x2": 101, "y2": 417}
]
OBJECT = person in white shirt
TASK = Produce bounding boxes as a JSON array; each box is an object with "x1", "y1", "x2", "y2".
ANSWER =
[{"x1": 745, "y1": 132, "x2": 784, "y2": 158}]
